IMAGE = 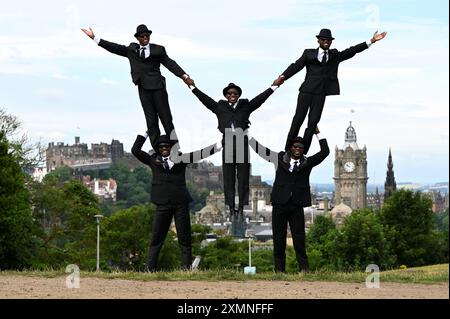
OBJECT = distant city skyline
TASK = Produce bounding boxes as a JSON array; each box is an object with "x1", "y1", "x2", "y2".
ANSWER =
[{"x1": 1, "y1": 0, "x2": 448, "y2": 184}]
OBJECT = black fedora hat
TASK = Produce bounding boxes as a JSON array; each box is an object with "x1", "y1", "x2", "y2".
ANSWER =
[
  {"x1": 134, "y1": 24, "x2": 152, "y2": 37},
  {"x1": 222, "y1": 83, "x2": 242, "y2": 97},
  {"x1": 155, "y1": 135, "x2": 177, "y2": 148},
  {"x1": 316, "y1": 28, "x2": 334, "y2": 40}
]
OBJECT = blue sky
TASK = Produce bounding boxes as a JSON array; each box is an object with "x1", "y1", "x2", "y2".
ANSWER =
[{"x1": 1, "y1": 0, "x2": 448, "y2": 184}]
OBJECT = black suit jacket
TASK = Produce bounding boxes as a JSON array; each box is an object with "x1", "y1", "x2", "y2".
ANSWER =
[
  {"x1": 282, "y1": 42, "x2": 369, "y2": 95},
  {"x1": 131, "y1": 135, "x2": 220, "y2": 205},
  {"x1": 192, "y1": 87, "x2": 274, "y2": 134},
  {"x1": 249, "y1": 137, "x2": 329, "y2": 206},
  {"x1": 98, "y1": 39, "x2": 186, "y2": 90}
]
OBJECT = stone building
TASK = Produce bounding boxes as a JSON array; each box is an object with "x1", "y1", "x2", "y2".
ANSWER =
[
  {"x1": 333, "y1": 122, "x2": 368, "y2": 209},
  {"x1": 46, "y1": 136, "x2": 126, "y2": 172}
]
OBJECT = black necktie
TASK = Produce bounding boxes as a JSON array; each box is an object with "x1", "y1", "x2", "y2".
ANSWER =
[
  {"x1": 163, "y1": 158, "x2": 170, "y2": 170},
  {"x1": 321, "y1": 51, "x2": 327, "y2": 64},
  {"x1": 140, "y1": 47, "x2": 146, "y2": 59},
  {"x1": 292, "y1": 160, "x2": 299, "y2": 172}
]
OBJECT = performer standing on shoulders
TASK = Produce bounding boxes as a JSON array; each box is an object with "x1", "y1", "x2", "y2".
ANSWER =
[
  {"x1": 82, "y1": 24, "x2": 194, "y2": 148},
  {"x1": 187, "y1": 80, "x2": 279, "y2": 220},
  {"x1": 273, "y1": 29, "x2": 387, "y2": 153}
]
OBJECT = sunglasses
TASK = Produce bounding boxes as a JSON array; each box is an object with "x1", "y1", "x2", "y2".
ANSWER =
[
  {"x1": 226, "y1": 91, "x2": 240, "y2": 96},
  {"x1": 319, "y1": 38, "x2": 332, "y2": 42},
  {"x1": 291, "y1": 144, "x2": 304, "y2": 149},
  {"x1": 138, "y1": 34, "x2": 150, "y2": 39},
  {"x1": 158, "y1": 144, "x2": 171, "y2": 149}
]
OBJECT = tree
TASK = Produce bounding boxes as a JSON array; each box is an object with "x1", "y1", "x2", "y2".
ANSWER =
[
  {"x1": 100, "y1": 204, "x2": 180, "y2": 271},
  {"x1": 332, "y1": 209, "x2": 397, "y2": 270},
  {"x1": 0, "y1": 132, "x2": 38, "y2": 269},
  {"x1": 307, "y1": 214, "x2": 335, "y2": 245},
  {"x1": 0, "y1": 108, "x2": 44, "y2": 169},
  {"x1": 44, "y1": 165, "x2": 73, "y2": 183},
  {"x1": 30, "y1": 177, "x2": 100, "y2": 268},
  {"x1": 200, "y1": 237, "x2": 248, "y2": 270},
  {"x1": 380, "y1": 189, "x2": 434, "y2": 267},
  {"x1": 305, "y1": 214, "x2": 338, "y2": 270}
]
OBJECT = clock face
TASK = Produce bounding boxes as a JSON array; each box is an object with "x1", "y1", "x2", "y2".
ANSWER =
[{"x1": 344, "y1": 161, "x2": 355, "y2": 172}]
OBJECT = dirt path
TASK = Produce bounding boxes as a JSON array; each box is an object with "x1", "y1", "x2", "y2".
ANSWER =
[{"x1": 0, "y1": 275, "x2": 448, "y2": 299}]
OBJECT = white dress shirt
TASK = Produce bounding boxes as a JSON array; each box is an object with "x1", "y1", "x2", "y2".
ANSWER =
[
  {"x1": 289, "y1": 158, "x2": 300, "y2": 172},
  {"x1": 162, "y1": 156, "x2": 174, "y2": 170}
]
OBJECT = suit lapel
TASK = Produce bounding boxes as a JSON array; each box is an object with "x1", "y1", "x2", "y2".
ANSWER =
[{"x1": 279, "y1": 152, "x2": 291, "y2": 173}]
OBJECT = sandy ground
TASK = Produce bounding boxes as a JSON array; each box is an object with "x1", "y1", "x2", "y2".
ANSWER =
[{"x1": 0, "y1": 275, "x2": 448, "y2": 299}]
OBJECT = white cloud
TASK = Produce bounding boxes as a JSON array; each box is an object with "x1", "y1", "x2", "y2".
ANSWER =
[
  {"x1": 36, "y1": 88, "x2": 65, "y2": 100},
  {"x1": 100, "y1": 78, "x2": 121, "y2": 85}
]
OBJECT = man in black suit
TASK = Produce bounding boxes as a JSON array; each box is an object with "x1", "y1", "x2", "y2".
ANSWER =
[
  {"x1": 82, "y1": 24, "x2": 194, "y2": 148},
  {"x1": 187, "y1": 81, "x2": 278, "y2": 218},
  {"x1": 131, "y1": 132, "x2": 221, "y2": 271},
  {"x1": 248, "y1": 127, "x2": 329, "y2": 272},
  {"x1": 273, "y1": 29, "x2": 387, "y2": 153}
]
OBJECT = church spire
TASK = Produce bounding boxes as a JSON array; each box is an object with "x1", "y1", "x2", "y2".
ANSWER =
[{"x1": 384, "y1": 148, "x2": 397, "y2": 200}]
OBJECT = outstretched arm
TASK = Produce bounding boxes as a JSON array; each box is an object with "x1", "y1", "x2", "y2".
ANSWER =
[
  {"x1": 171, "y1": 138, "x2": 223, "y2": 164},
  {"x1": 248, "y1": 87, "x2": 276, "y2": 113},
  {"x1": 131, "y1": 134, "x2": 153, "y2": 166},
  {"x1": 81, "y1": 27, "x2": 128, "y2": 57},
  {"x1": 275, "y1": 50, "x2": 307, "y2": 84},
  {"x1": 191, "y1": 87, "x2": 218, "y2": 113},
  {"x1": 338, "y1": 30, "x2": 387, "y2": 62},
  {"x1": 306, "y1": 127, "x2": 330, "y2": 167},
  {"x1": 159, "y1": 47, "x2": 188, "y2": 79}
]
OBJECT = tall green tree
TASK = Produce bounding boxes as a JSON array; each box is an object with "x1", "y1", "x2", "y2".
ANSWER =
[
  {"x1": 307, "y1": 214, "x2": 335, "y2": 245},
  {"x1": 306, "y1": 214, "x2": 338, "y2": 270},
  {"x1": 380, "y1": 189, "x2": 434, "y2": 267},
  {"x1": 332, "y1": 209, "x2": 397, "y2": 270},
  {"x1": 31, "y1": 176, "x2": 100, "y2": 268},
  {"x1": 0, "y1": 132, "x2": 38, "y2": 269}
]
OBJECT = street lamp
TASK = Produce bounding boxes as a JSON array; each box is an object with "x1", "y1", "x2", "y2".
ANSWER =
[
  {"x1": 244, "y1": 229, "x2": 256, "y2": 275},
  {"x1": 94, "y1": 214, "x2": 104, "y2": 271}
]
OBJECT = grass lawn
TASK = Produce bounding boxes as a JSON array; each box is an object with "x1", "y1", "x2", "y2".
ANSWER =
[{"x1": 0, "y1": 264, "x2": 448, "y2": 284}]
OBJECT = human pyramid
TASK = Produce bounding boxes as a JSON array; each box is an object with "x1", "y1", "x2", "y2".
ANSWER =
[{"x1": 82, "y1": 25, "x2": 386, "y2": 273}]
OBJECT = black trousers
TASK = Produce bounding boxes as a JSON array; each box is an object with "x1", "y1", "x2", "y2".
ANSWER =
[
  {"x1": 138, "y1": 86, "x2": 179, "y2": 149},
  {"x1": 272, "y1": 200, "x2": 308, "y2": 272},
  {"x1": 146, "y1": 203, "x2": 192, "y2": 271},
  {"x1": 286, "y1": 92, "x2": 326, "y2": 154},
  {"x1": 222, "y1": 135, "x2": 250, "y2": 208}
]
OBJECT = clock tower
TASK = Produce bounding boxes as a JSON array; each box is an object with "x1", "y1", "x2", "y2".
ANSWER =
[{"x1": 333, "y1": 122, "x2": 368, "y2": 209}]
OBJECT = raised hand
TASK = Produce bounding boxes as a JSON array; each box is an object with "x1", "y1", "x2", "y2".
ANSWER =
[
  {"x1": 370, "y1": 30, "x2": 387, "y2": 43},
  {"x1": 81, "y1": 27, "x2": 95, "y2": 39},
  {"x1": 272, "y1": 75, "x2": 285, "y2": 87}
]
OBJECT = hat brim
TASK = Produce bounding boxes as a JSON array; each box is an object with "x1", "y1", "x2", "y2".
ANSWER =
[
  {"x1": 316, "y1": 35, "x2": 335, "y2": 40},
  {"x1": 135, "y1": 31, "x2": 152, "y2": 37},
  {"x1": 222, "y1": 86, "x2": 242, "y2": 97}
]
